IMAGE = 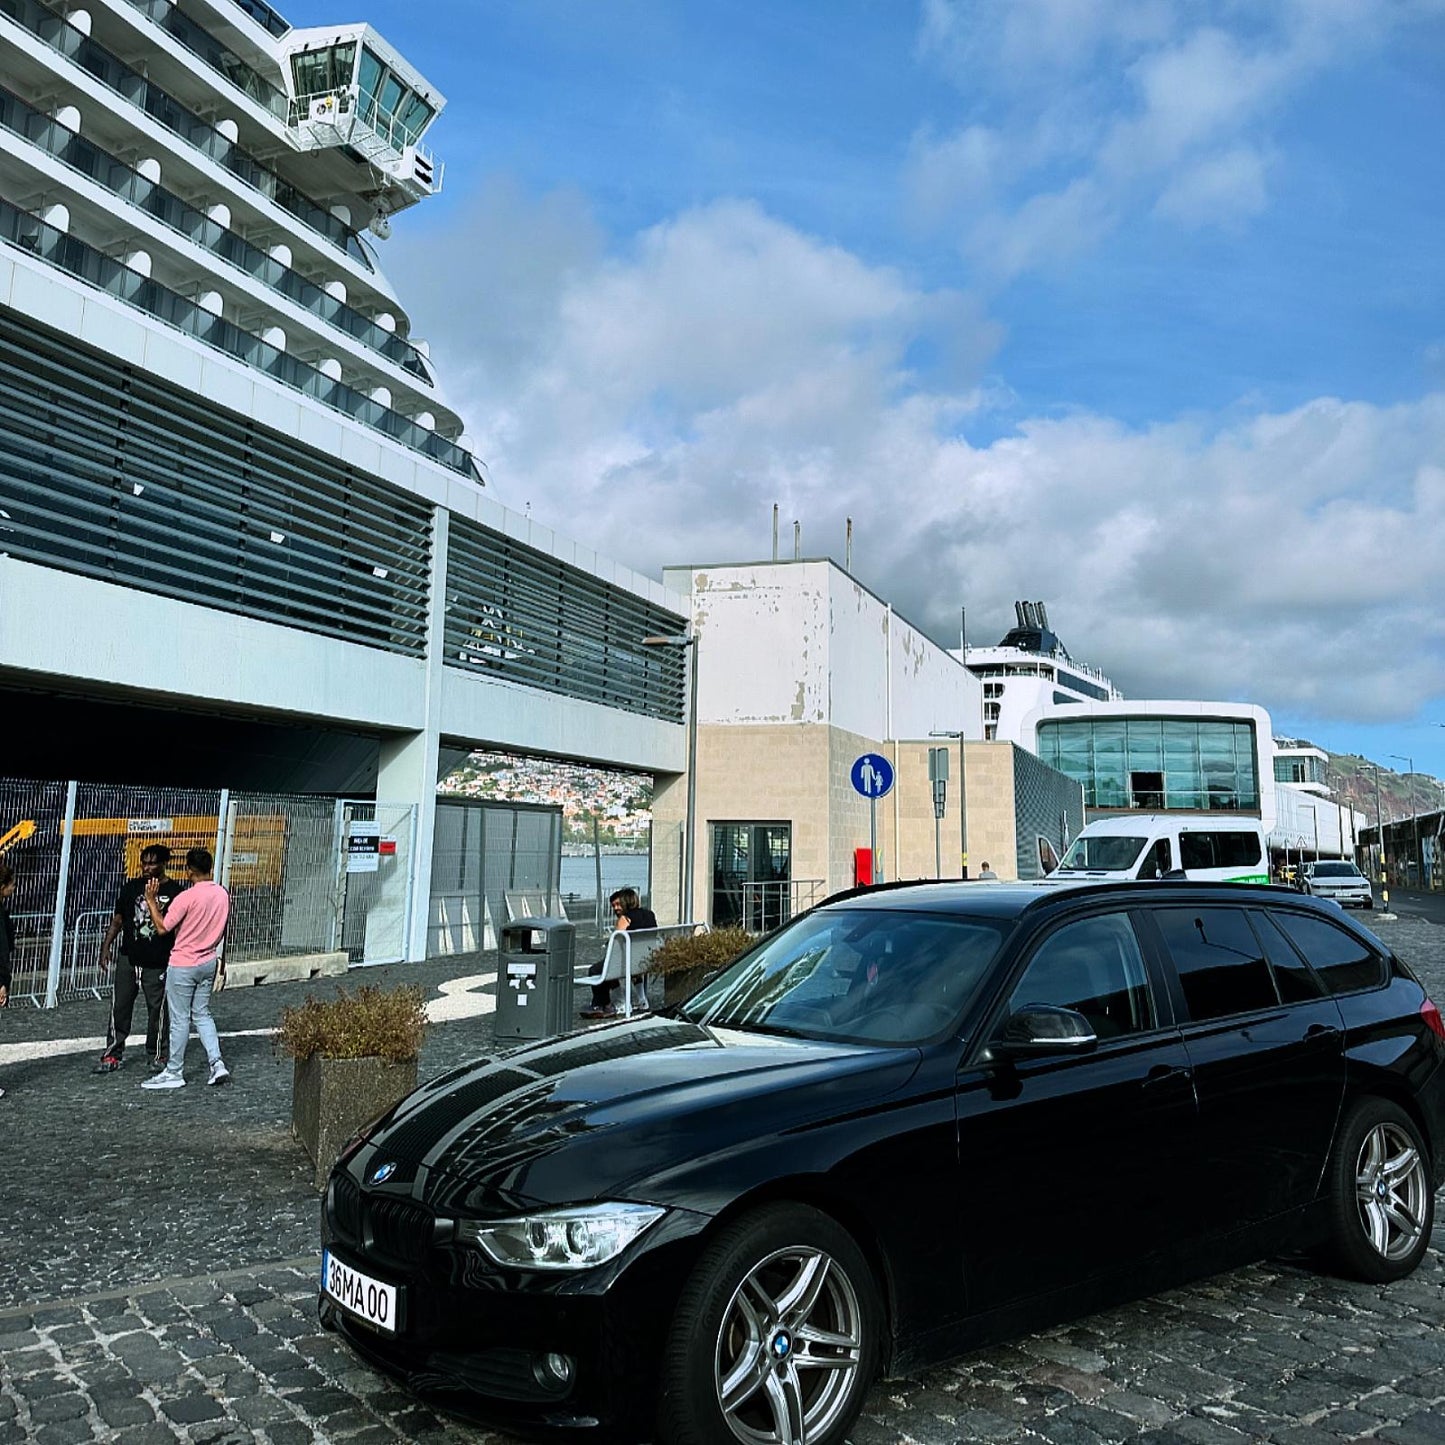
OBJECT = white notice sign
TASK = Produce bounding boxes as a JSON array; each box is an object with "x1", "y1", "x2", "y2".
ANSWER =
[{"x1": 346, "y1": 821, "x2": 380, "y2": 873}]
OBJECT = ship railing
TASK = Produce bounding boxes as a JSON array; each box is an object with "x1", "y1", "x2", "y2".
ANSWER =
[
  {"x1": 0, "y1": 85, "x2": 427, "y2": 380},
  {"x1": 0, "y1": 0, "x2": 373, "y2": 269},
  {"x1": 0, "y1": 199, "x2": 479, "y2": 480}
]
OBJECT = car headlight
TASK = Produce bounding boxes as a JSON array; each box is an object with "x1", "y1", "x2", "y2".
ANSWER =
[{"x1": 458, "y1": 1202, "x2": 666, "y2": 1270}]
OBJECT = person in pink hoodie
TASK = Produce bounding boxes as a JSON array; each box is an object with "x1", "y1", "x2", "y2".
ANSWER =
[{"x1": 140, "y1": 847, "x2": 232, "y2": 1091}]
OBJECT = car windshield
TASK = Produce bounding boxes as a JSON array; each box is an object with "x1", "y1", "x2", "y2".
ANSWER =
[
  {"x1": 1312, "y1": 862, "x2": 1361, "y2": 878},
  {"x1": 1057, "y1": 835, "x2": 1146, "y2": 871},
  {"x1": 679, "y1": 908, "x2": 1011, "y2": 1045}
]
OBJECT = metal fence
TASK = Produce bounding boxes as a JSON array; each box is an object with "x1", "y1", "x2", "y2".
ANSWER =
[
  {"x1": 0, "y1": 778, "x2": 416, "y2": 1006},
  {"x1": 428, "y1": 800, "x2": 563, "y2": 959}
]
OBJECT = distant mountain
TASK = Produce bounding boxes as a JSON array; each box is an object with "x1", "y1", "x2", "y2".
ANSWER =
[{"x1": 1278, "y1": 739, "x2": 1445, "y2": 827}]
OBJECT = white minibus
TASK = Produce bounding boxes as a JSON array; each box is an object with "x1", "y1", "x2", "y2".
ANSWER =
[{"x1": 1052, "y1": 814, "x2": 1269, "y2": 885}]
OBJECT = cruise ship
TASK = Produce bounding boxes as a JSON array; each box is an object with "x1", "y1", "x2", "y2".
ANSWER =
[
  {"x1": 956, "y1": 600, "x2": 1123, "y2": 744},
  {"x1": 0, "y1": 0, "x2": 474, "y2": 484},
  {"x1": 0, "y1": 0, "x2": 692, "y2": 969}
]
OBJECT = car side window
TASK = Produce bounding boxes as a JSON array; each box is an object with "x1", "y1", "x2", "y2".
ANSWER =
[
  {"x1": 1007, "y1": 912, "x2": 1155, "y2": 1038},
  {"x1": 1153, "y1": 906, "x2": 1279, "y2": 1021},
  {"x1": 1179, "y1": 832, "x2": 1262, "y2": 870},
  {"x1": 1247, "y1": 910, "x2": 1326, "y2": 1002},
  {"x1": 1270, "y1": 912, "x2": 1385, "y2": 995},
  {"x1": 1137, "y1": 838, "x2": 1172, "y2": 879}
]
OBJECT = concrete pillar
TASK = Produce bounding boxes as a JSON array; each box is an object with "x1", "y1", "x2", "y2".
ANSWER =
[{"x1": 372, "y1": 507, "x2": 449, "y2": 963}]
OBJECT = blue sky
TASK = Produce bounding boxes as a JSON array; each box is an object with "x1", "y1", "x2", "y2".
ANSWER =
[{"x1": 286, "y1": 0, "x2": 1445, "y2": 783}]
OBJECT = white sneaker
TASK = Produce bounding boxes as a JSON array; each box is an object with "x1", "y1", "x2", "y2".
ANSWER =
[
  {"x1": 142, "y1": 1072, "x2": 185, "y2": 1090},
  {"x1": 208, "y1": 1061, "x2": 231, "y2": 1087}
]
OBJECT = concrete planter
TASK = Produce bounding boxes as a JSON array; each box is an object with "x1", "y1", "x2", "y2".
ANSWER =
[
  {"x1": 662, "y1": 965, "x2": 711, "y2": 1009},
  {"x1": 292, "y1": 1054, "x2": 418, "y2": 1192}
]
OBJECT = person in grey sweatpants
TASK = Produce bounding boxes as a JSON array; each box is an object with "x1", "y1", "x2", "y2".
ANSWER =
[{"x1": 140, "y1": 848, "x2": 232, "y2": 1091}]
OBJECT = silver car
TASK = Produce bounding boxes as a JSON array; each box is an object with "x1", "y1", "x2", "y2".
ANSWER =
[{"x1": 1303, "y1": 860, "x2": 1373, "y2": 908}]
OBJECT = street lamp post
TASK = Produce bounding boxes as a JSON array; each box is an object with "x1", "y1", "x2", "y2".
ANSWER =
[
  {"x1": 643, "y1": 632, "x2": 699, "y2": 924},
  {"x1": 1389, "y1": 753, "x2": 1418, "y2": 889},
  {"x1": 929, "y1": 729, "x2": 968, "y2": 877},
  {"x1": 1367, "y1": 761, "x2": 1386, "y2": 884}
]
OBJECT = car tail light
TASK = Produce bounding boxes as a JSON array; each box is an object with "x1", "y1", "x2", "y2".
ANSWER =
[{"x1": 1422, "y1": 999, "x2": 1445, "y2": 1040}]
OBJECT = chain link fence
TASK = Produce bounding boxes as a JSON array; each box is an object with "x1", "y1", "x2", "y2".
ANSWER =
[{"x1": 0, "y1": 778, "x2": 416, "y2": 1006}]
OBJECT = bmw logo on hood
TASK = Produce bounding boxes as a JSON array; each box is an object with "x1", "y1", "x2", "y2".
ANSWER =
[{"x1": 371, "y1": 1161, "x2": 398, "y2": 1184}]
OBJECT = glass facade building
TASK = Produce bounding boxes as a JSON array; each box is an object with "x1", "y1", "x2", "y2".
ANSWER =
[{"x1": 1037, "y1": 717, "x2": 1260, "y2": 814}]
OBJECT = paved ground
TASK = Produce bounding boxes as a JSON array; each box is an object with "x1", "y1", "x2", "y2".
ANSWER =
[{"x1": 2, "y1": 902, "x2": 1443, "y2": 1444}]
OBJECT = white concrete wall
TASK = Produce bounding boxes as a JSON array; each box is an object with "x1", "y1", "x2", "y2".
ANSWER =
[
  {"x1": 668, "y1": 560, "x2": 982, "y2": 739},
  {"x1": 683, "y1": 561, "x2": 830, "y2": 725},
  {"x1": 0, "y1": 556, "x2": 426, "y2": 730}
]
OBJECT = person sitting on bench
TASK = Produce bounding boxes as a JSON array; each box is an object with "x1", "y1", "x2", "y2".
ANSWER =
[{"x1": 581, "y1": 887, "x2": 658, "y2": 1018}]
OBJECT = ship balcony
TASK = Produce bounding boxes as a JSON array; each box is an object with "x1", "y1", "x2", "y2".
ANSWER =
[
  {"x1": 107, "y1": 0, "x2": 291, "y2": 127},
  {"x1": 0, "y1": 197, "x2": 477, "y2": 479},
  {"x1": 0, "y1": 0, "x2": 375, "y2": 272},
  {"x1": 0, "y1": 83, "x2": 430, "y2": 385}
]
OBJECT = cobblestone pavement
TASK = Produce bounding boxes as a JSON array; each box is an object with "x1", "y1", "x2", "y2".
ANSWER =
[{"x1": 1, "y1": 906, "x2": 1443, "y2": 1444}]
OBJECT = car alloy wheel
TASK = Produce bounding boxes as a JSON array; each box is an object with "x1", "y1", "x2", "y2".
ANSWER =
[
  {"x1": 713, "y1": 1243, "x2": 863, "y2": 1445},
  {"x1": 1354, "y1": 1119, "x2": 1429, "y2": 1263},
  {"x1": 658, "y1": 1203, "x2": 878, "y2": 1445},
  {"x1": 1324, "y1": 1097, "x2": 1434, "y2": 1283}
]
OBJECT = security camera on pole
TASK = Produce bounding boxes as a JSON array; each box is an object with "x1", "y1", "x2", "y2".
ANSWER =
[{"x1": 851, "y1": 752, "x2": 895, "y2": 884}]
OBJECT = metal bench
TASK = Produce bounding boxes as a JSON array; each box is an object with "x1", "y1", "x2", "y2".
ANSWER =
[{"x1": 575, "y1": 923, "x2": 709, "y2": 1017}]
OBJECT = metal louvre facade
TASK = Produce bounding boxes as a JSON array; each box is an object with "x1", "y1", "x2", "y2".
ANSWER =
[
  {"x1": 445, "y1": 514, "x2": 687, "y2": 722},
  {"x1": 0, "y1": 313, "x2": 433, "y2": 655}
]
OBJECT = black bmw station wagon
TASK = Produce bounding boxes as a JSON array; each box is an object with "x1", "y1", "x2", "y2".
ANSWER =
[{"x1": 319, "y1": 881, "x2": 1445, "y2": 1445}]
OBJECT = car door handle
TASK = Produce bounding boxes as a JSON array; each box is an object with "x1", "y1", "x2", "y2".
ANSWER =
[
  {"x1": 1305, "y1": 1023, "x2": 1341, "y2": 1040},
  {"x1": 1143, "y1": 1064, "x2": 1191, "y2": 1088}
]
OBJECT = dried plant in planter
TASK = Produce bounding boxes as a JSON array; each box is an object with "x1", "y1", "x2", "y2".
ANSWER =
[
  {"x1": 277, "y1": 985, "x2": 430, "y2": 1190},
  {"x1": 644, "y1": 927, "x2": 753, "y2": 978},
  {"x1": 275, "y1": 984, "x2": 428, "y2": 1064}
]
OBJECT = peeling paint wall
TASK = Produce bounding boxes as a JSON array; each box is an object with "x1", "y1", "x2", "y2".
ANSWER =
[
  {"x1": 667, "y1": 563, "x2": 831, "y2": 725},
  {"x1": 662, "y1": 561, "x2": 981, "y2": 736}
]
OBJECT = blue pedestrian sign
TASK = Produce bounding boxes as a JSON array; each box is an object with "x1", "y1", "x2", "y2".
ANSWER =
[{"x1": 851, "y1": 753, "x2": 894, "y2": 799}]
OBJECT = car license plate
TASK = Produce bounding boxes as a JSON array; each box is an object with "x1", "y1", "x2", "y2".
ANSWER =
[{"x1": 322, "y1": 1250, "x2": 398, "y2": 1334}]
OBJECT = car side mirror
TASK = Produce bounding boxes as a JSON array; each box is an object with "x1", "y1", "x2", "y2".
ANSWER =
[{"x1": 989, "y1": 1005, "x2": 1098, "y2": 1059}]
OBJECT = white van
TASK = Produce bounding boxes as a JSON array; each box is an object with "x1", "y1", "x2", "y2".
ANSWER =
[{"x1": 1052, "y1": 814, "x2": 1269, "y2": 885}]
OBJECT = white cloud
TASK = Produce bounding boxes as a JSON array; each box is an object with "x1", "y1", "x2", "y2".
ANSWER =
[
  {"x1": 392, "y1": 189, "x2": 1445, "y2": 728},
  {"x1": 907, "y1": 0, "x2": 1443, "y2": 275},
  {"x1": 1154, "y1": 146, "x2": 1271, "y2": 227}
]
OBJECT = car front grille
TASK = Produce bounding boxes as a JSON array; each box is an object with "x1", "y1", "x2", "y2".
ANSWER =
[
  {"x1": 329, "y1": 1175, "x2": 434, "y2": 1269},
  {"x1": 331, "y1": 1174, "x2": 363, "y2": 1246},
  {"x1": 369, "y1": 1197, "x2": 434, "y2": 1267}
]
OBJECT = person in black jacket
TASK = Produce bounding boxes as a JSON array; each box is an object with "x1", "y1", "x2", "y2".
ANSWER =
[
  {"x1": 0, "y1": 862, "x2": 15, "y2": 1098},
  {"x1": 581, "y1": 887, "x2": 658, "y2": 1017},
  {"x1": 94, "y1": 845, "x2": 182, "y2": 1074}
]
